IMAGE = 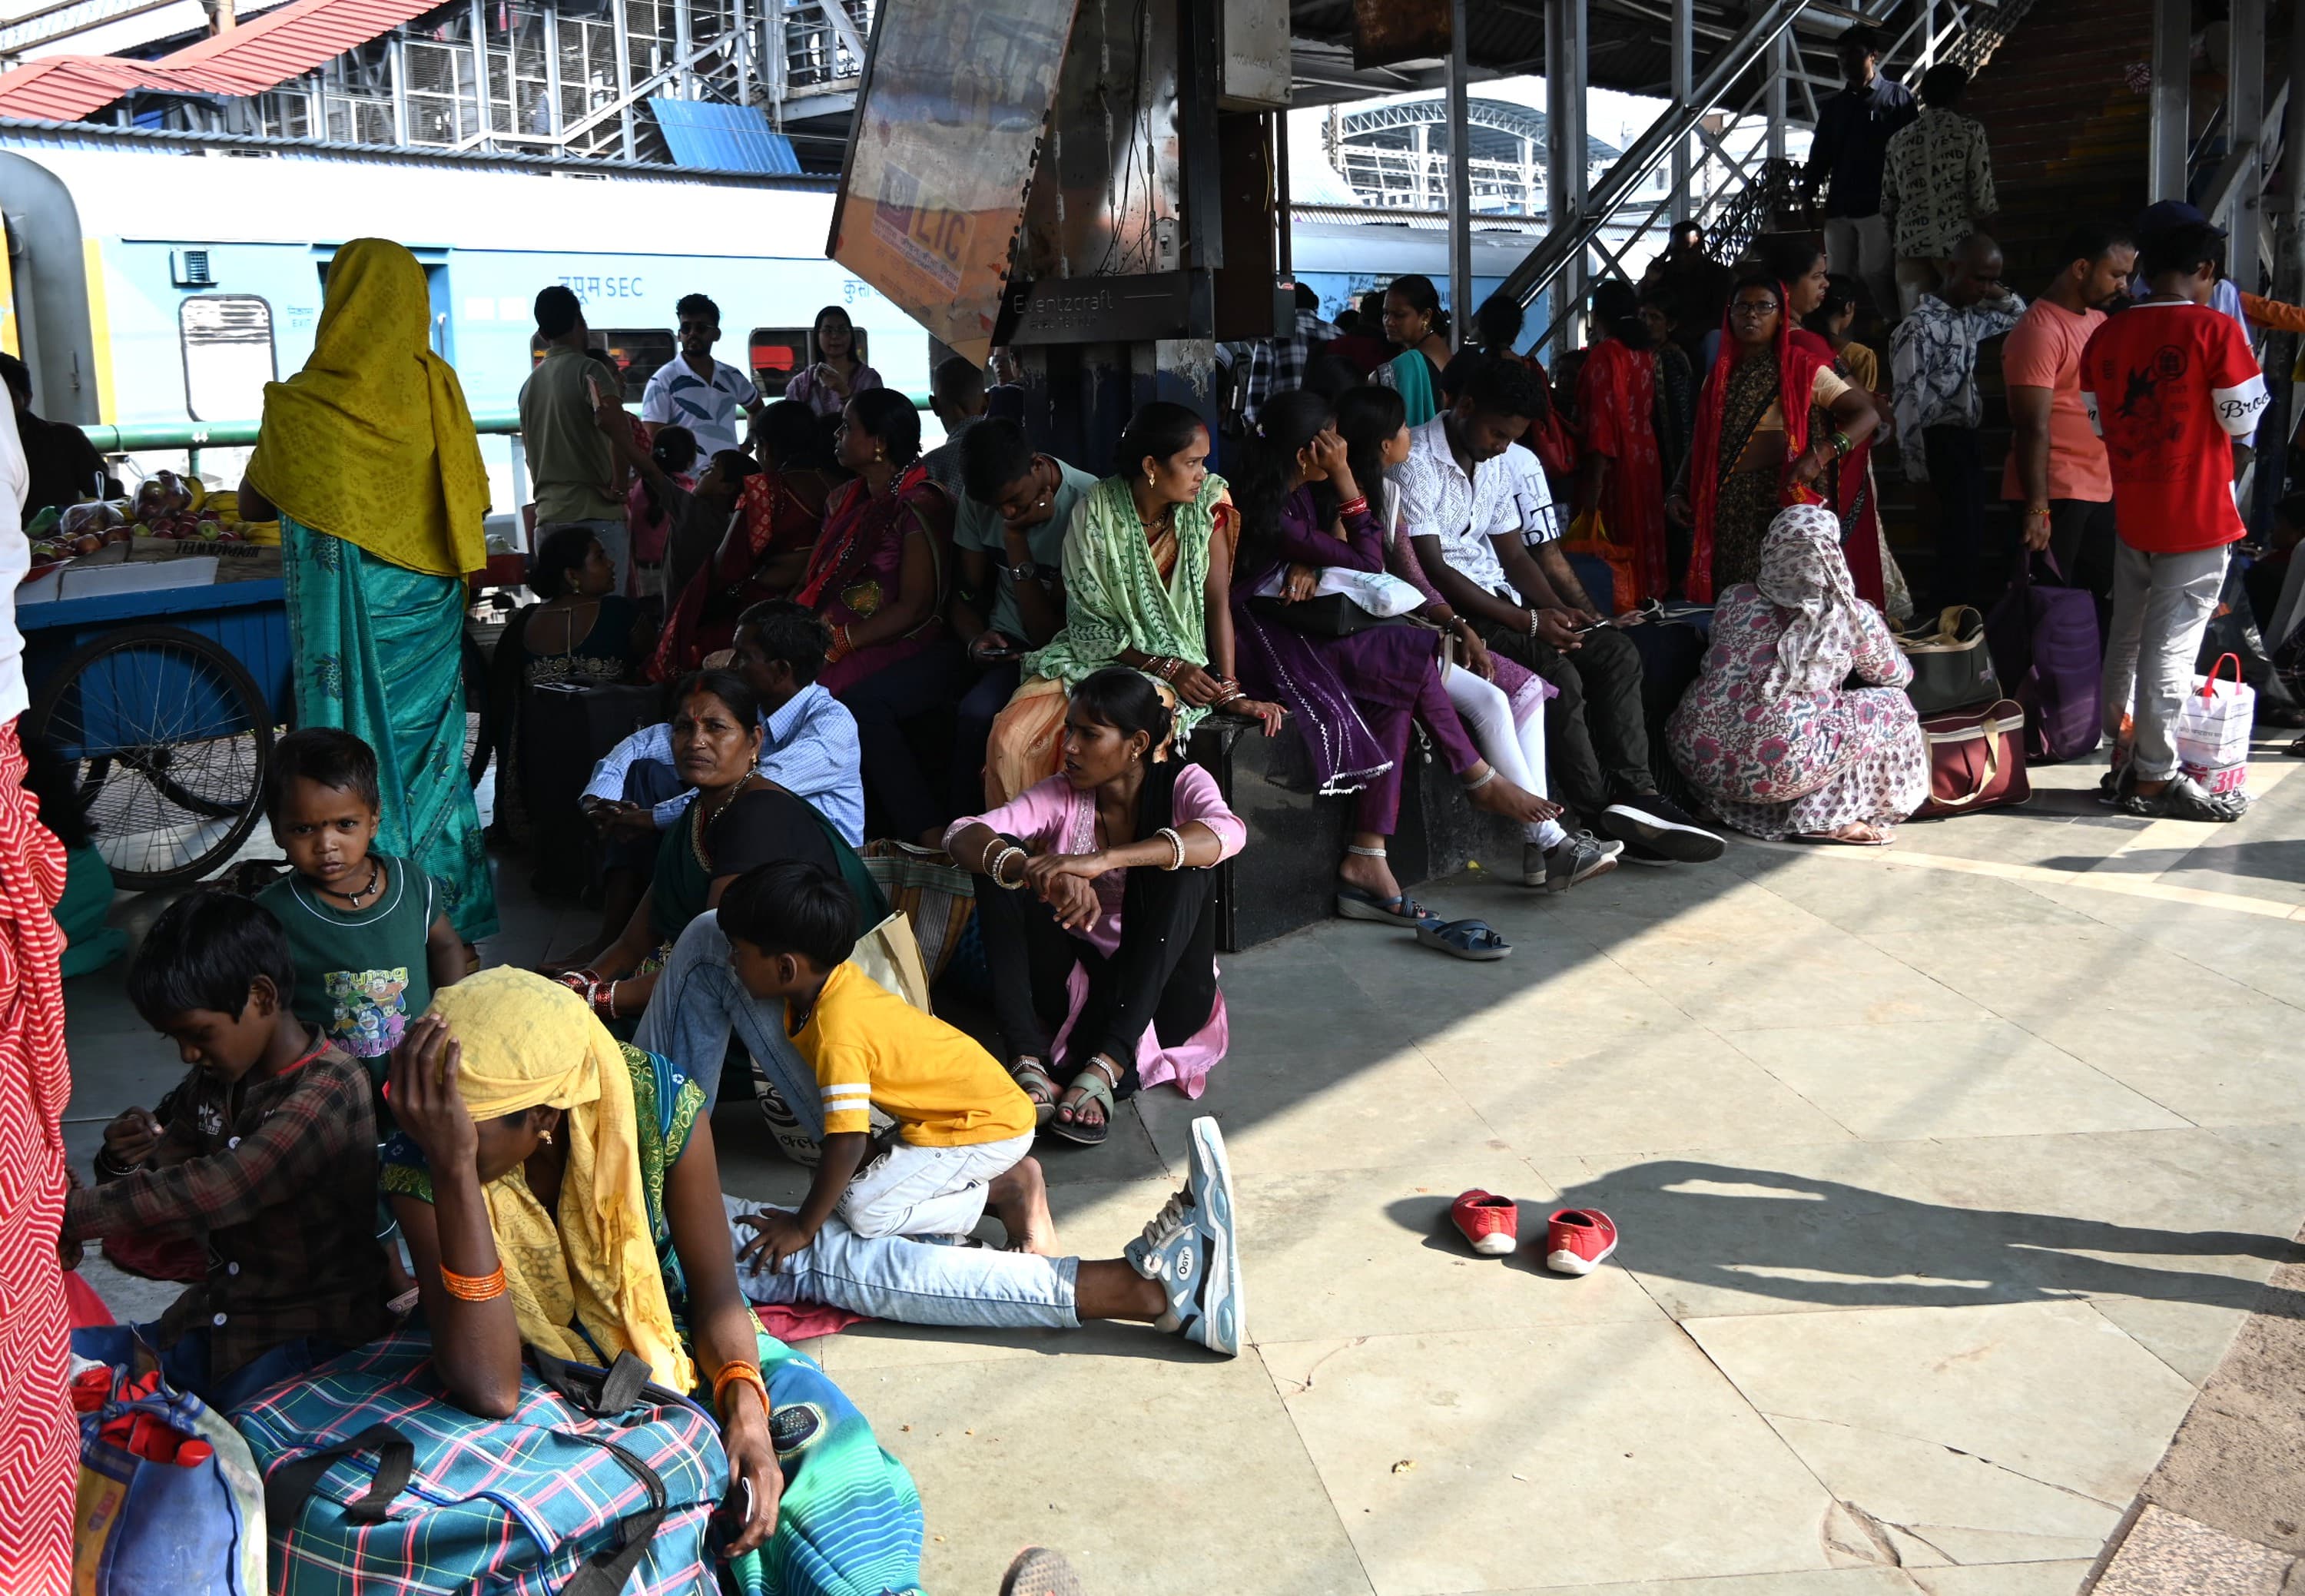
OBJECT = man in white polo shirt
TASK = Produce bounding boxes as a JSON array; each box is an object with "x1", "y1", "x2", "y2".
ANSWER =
[{"x1": 642, "y1": 293, "x2": 764, "y2": 457}]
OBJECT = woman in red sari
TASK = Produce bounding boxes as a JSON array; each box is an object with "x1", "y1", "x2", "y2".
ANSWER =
[
  {"x1": 803, "y1": 387, "x2": 957, "y2": 843},
  {"x1": 647, "y1": 400, "x2": 836, "y2": 680},
  {"x1": 1667, "y1": 276, "x2": 1879, "y2": 599},
  {"x1": 1574, "y1": 279, "x2": 1670, "y2": 607}
]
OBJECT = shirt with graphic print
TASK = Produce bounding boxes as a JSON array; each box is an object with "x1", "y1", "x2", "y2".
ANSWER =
[
  {"x1": 257, "y1": 855, "x2": 439, "y2": 1083},
  {"x1": 2078, "y1": 300, "x2": 2269, "y2": 553},
  {"x1": 641, "y1": 354, "x2": 759, "y2": 458}
]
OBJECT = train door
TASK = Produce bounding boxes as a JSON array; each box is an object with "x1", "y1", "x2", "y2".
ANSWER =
[
  {"x1": 313, "y1": 247, "x2": 453, "y2": 362},
  {"x1": 0, "y1": 151, "x2": 100, "y2": 423}
]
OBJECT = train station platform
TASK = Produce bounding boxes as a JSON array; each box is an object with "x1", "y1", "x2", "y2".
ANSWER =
[{"x1": 62, "y1": 736, "x2": 2305, "y2": 1595}]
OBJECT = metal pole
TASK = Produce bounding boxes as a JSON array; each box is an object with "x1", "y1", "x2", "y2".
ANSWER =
[
  {"x1": 545, "y1": 0, "x2": 564, "y2": 138},
  {"x1": 1767, "y1": 29, "x2": 1787, "y2": 162},
  {"x1": 734, "y1": 0, "x2": 749, "y2": 106},
  {"x1": 2149, "y1": 0, "x2": 2188, "y2": 201},
  {"x1": 1670, "y1": 0, "x2": 1692, "y2": 221},
  {"x1": 612, "y1": 0, "x2": 635, "y2": 157},
  {"x1": 468, "y1": 0, "x2": 491, "y2": 147},
  {"x1": 674, "y1": 0, "x2": 692, "y2": 98},
  {"x1": 389, "y1": 33, "x2": 408, "y2": 143},
  {"x1": 1562, "y1": 0, "x2": 1587, "y2": 345},
  {"x1": 2287, "y1": 0, "x2": 2305, "y2": 303},
  {"x1": 1449, "y1": 0, "x2": 1473, "y2": 344},
  {"x1": 1276, "y1": 111, "x2": 1294, "y2": 279},
  {"x1": 2226, "y1": 0, "x2": 2266, "y2": 293}
]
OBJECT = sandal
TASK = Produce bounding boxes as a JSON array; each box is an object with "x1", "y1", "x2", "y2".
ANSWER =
[
  {"x1": 1335, "y1": 843, "x2": 1437, "y2": 926},
  {"x1": 1414, "y1": 917, "x2": 1512, "y2": 961},
  {"x1": 1011, "y1": 1057, "x2": 1060, "y2": 1129},
  {"x1": 1796, "y1": 825, "x2": 1892, "y2": 847},
  {"x1": 1050, "y1": 1056, "x2": 1122, "y2": 1147}
]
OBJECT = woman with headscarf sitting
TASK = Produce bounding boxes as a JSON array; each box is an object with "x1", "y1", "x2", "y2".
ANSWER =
[
  {"x1": 382, "y1": 967, "x2": 924, "y2": 1594},
  {"x1": 1667, "y1": 504, "x2": 1928, "y2": 845},
  {"x1": 237, "y1": 237, "x2": 496, "y2": 943}
]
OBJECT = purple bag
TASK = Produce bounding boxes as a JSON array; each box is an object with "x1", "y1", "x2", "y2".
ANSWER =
[{"x1": 1986, "y1": 552, "x2": 2101, "y2": 764}]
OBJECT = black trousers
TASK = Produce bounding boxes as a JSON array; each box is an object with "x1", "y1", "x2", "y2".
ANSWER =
[
  {"x1": 836, "y1": 639, "x2": 960, "y2": 841},
  {"x1": 1475, "y1": 618, "x2": 1654, "y2": 819},
  {"x1": 973, "y1": 853, "x2": 1219, "y2": 1092},
  {"x1": 1923, "y1": 424, "x2": 1989, "y2": 611},
  {"x1": 2044, "y1": 498, "x2": 2118, "y2": 605}
]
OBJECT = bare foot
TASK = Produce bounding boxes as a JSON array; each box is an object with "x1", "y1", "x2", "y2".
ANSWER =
[
  {"x1": 987, "y1": 1156, "x2": 1060, "y2": 1256},
  {"x1": 1467, "y1": 775, "x2": 1564, "y2": 828},
  {"x1": 1803, "y1": 821, "x2": 1889, "y2": 844}
]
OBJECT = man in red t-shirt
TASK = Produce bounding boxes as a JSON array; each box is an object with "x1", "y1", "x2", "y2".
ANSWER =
[
  {"x1": 2078, "y1": 221, "x2": 2269, "y2": 821},
  {"x1": 2003, "y1": 222, "x2": 2137, "y2": 600}
]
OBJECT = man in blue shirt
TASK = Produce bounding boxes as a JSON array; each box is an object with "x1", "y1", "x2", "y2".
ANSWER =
[
  {"x1": 581, "y1": 600, "x2": 864, "y2": 950},
  {"x1": 1803, "y1": 28, "x2": 1917, "y2": 323}
]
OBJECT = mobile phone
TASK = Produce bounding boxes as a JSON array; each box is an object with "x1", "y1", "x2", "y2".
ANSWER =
[{"x1": 713, "y1": 1477, "x2": 754, "y2": 1540}]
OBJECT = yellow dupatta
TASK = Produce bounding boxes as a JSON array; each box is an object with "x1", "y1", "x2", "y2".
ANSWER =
[
  {"x1": 426, "y1": 970, "x2": 692, "y2": 1392},
  {"x1": 245, "y1": 237, "x2": 489, "y2": 576}
]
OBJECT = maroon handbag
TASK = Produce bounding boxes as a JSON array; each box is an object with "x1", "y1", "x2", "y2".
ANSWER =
[{"x1": 1915, "y1": 698, "x2": 2031, "y2": 820}]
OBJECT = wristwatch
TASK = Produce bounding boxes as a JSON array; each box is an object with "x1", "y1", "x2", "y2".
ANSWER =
[{"x1": 1005, "y1": 561, "x2": 1037, "y2": 582}]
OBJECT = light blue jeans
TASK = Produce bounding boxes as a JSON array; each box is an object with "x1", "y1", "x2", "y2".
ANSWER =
[
  {"x1": 722, "y1": 1196, "x2": 1081, "y2": 1329},
  {"x1": 633, "y1": 911, "x2": 818, "y2": 1120}
]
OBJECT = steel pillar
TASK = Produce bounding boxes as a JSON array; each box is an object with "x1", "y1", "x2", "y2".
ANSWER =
[
  {"x1": 1670, "y1": 0, "x2": 1692, "y2": 221},
  {"x1": 1767, "y1": 29, "x2": 1787, "y2": 162},
  {"x1": 1448, "y1": 0, "x2": 1473, "y2": 343},
  {"x1": 612, "y1": 0, "x2": 635, "y2": 158},
  {"x1": 2149, "y1": 0, "x2": 2189, "y2": 201},
  {"x1": 544, "y1": 0, "x2": 563, "y2": 137},
  {"x1": 2288, "y1": 0, "x2": 2305, "y2": 303},
  {"x1": 674, "y1": 0, "x2": 692, "y2": 98},
  {"x1": 468, "y1": 0, "x2": 491, "y2": 147},
  {"x1": 1546, "y1": 0, "x2": 1588, "y2": 353},
  {"x1": 734, "y1": 0, "x2": 749, "y2": 106},
  {"x1": 2226, "y1": 0, "x2": 2266, "y2": 292}
]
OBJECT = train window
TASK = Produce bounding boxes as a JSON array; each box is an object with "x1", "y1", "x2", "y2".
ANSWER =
[
  {"x1": 748, "y1": 327, "x2": 808, "y2": 397},
  {"x1": 179, "y1": 295, "x2": 277, "y2": 422},
  {"x1": 529, "y1": 329, "x2": 673, "y2": 404}
]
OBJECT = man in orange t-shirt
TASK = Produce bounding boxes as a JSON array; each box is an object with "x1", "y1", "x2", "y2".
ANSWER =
[
  {"x1": 2002, "y1": 222, "x2": 2138, "y2": 602},
  {"x1": 2078, "y1": 221, "x2": 2268, "y2": 821}
]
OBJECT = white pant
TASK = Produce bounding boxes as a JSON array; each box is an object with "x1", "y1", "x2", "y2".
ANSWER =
[
  {"x1": 2102, "y1": 542, "x2": 2230, "y2": 781},
  {"x1": 836, "y1": 1131, "x2": 1033, "y2": 1240},
  {"x1": 1442, "y1": 665, "x2": 1567, "y2": 849},
  {"x1": 1824, "y1": 213, "x2": 1896, "y2": 324}
]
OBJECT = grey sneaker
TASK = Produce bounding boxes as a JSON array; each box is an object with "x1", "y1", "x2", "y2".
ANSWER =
[
  {"x1": 1534, "y1": 831, "x2": 1624, "y2": 891},
  {"x1": 1125, "y1": 1117, "x2": 1244, "y2": 1355}
]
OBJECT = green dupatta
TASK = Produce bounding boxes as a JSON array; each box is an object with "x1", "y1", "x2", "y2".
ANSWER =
[{"x1": 1021, "y1": 473, "x2": 1228, "y2": 743}]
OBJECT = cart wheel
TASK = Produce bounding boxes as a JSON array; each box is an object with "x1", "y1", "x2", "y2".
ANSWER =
[
  {"x1": 28, "y1": 623, "x2": 274, "y2": 891},
  {"x1": 463, "y1": 632, "x2": 493, "y2": 791}
]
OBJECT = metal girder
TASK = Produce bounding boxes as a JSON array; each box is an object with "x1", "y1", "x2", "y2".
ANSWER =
[
  {"x1": 2224, "y1": 0, "x2": 2266, "y2": 293},
  {"x1": 1497, "y1": 0, "x2": 1817, "y2": 313},
  {"x1": 2149, "y1": 0, "x2": 2188, "y2": 200}
]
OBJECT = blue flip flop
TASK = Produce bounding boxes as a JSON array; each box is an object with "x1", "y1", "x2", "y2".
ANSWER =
[{"x1": 1415, "y1": 917, "x2": 1513, "y2": 961}]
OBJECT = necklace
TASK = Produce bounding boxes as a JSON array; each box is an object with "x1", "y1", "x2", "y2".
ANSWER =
[
  {"x1": 691, "y1": 772, "x2": 756, "y2": 869},
  {"x1": 322, "y1": 859, "x2": 383, "y2": 909}
]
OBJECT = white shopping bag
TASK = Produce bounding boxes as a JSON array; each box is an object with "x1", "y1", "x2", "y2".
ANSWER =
[{"x1": 2174, "y1": 652, "x2": 2254, "y2": 795}]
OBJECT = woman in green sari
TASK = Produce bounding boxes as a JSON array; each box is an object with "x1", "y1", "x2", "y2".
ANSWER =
[
  {"x1": 1375, "y1": 273, "x2": 1454, "y2": 426},
  {"x1": 239, "y1": 237, "x2": 496, "y2": 942},
  {"x1": 548, "y1": 669, "x2": 884, "y2": 1024},
  {"x1": 981, "y1": 402, "x2": 1283, "y2": 805}
]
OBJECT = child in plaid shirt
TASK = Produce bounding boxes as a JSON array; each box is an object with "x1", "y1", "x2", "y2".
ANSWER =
[{"x1": 65, "y1": 893, "x2": 393, "y2": 1409}]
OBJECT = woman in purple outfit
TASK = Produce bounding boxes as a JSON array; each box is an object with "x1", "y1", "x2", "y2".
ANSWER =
[{"x1": 1228, "y1": 390, "x2": 1557, "y2": 933}]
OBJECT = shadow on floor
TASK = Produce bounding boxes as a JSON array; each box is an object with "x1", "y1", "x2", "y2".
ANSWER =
[{"x1": 1388, "y1": 1160, "x2": 2304, "y2": 1315}]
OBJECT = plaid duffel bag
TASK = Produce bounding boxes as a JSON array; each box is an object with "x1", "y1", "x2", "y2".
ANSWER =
[{"x1": 231, "y1": 1332, "x2": 726, "y2": 1596}]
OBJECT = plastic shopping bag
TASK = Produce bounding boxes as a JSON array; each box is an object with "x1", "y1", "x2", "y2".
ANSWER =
[{"x1": 2174, "y1": 652, "x2": 2255, "y2": 796}]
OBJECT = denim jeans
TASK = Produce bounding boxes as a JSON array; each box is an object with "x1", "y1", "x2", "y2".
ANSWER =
[
  {"x1": 631, "y1": 910, "x2": 814, "y2": 1117},
  {"x1": 141, "y1": 1325, "x2": 344, "y2": 1414},
  {"x1": 722, "y1": 1196, "x2": 1080, "y2": 1329}
]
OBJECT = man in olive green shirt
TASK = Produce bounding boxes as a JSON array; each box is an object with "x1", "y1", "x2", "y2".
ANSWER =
[{"x1": 519, "y1": 284, "x2": 632, "y2": 589}]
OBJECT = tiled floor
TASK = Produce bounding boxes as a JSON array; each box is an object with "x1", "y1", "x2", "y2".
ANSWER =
[{"x1": 61, "y1": 746, "x2": 2305, "y2": 1594}]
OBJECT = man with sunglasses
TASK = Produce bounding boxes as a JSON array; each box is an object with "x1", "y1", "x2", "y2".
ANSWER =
[
  {"x1": 948, "y1": 417, "x2": 1098, "y2": 811},
  {"x1": 640, "y1": 292, "x2": 764, "y2": 458},
  {"x1": 1890, "y1": 231, "x2": 2025, "y2": 609}
]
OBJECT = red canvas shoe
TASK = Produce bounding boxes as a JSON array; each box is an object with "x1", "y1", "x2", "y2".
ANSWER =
[
  {"x1": 1451, "y1": 1190, "x2": 1519, "y2": 1256},
  {"x1": 1545, "y1": 1208, "x2": 1618, "y2": 1276}
]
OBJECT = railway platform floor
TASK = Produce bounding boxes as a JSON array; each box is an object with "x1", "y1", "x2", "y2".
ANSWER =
[{"x1": 61, "y1": 740, "x2": 2305, "y2": 1595}]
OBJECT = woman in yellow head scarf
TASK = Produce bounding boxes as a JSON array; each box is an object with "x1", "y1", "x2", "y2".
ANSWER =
[
  {"x1": 380, "y1": 967, "x2": 778, "y2": 1559},
  {"x1": 239, "y1": 238, "x2": 497, "y2": 942}
]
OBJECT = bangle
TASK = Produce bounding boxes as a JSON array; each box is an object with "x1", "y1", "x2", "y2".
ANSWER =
[
  {"x1": 1526, "y1": 608, "x2": 1542, "y2": 638},
  {"x1": 1336, "y1": 494, "x2": 1369, "y2": 518},
  {"x1": 592, "y1": 980, "x2": 619, "y2": 1022},
  {"x1": 712, "y1": 1360, "x2": 769, "y2": 1418},
  {"x1": 1829, "y1": 430, "x2": 1853, "y2": 459},
  {"x1": 1156, "y1": 825, "x2": 1187, "y2": 871},
  {"x1": 989, "y1": 845, "x2": 1027, "y2": 888},
  {"x1": 2025, "y1": 505, "x2": 2052, "y2": 521},
  {"x1": 439, "y1": 1263, "x2": 507, "y2": 1302}
]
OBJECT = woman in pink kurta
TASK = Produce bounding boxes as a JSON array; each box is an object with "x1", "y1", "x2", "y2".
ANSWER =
[{"x1": 945, "y1": 669, "x2": 1245, "y2": 1148}]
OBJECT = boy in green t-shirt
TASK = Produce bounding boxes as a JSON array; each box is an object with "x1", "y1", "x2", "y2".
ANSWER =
[{"x1": 254, "y1": 728, "x2": 466, "y2": 1083}]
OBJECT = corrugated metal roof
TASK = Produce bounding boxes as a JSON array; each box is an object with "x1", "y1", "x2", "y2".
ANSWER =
[
  {"x1": 0, "y1": 0, "x2": 449, "y2": 121},
  {"x1": 647, "y1": 98, "x2": 802, "y2": 175}
]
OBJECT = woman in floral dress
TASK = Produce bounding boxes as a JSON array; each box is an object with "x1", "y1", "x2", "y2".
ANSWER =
[{"x1": 1667, "y1": 504, "x2": 1927, "y2": 844}]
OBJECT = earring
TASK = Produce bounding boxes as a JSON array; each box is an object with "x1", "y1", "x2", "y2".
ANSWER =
[
  {"x1": 1145, "y1": 468, "x2": 1156, "y2": 487},
  {"x1": 874, "y1": 445, "x2": 886, "y2": 463},
  {"x1": 540, "y1": 1128, "x2": 554, "y2": 1146}
]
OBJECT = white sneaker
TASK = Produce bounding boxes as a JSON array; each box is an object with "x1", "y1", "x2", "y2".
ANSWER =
[{"x1": 1124, "y1": 1117, "x2": 1244, "y2": 1355}]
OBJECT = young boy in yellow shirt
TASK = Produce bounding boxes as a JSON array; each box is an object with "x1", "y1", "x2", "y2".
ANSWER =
[{"x1": 719, "y1": 861, "x2": 1056, "y2": 1260}]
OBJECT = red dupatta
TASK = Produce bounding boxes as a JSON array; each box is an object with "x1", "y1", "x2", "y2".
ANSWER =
[
  {"x1": 1686, "y1": 284, "x2": 1834, "y2": 602},
  {"x1": 795, "y1": 461, "x2": 934, "y2": 610}
]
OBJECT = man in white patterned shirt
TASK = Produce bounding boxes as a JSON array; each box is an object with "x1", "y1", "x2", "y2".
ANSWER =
[
  {"x1": 641, "y1": 293, "x2": 764, "y2": 457},
  {"x1": 1892, "y1": 233, "x2": 2024, "y2": 609},
  {"x1": 1881, "y1": 65, "x2": 1998, "y2": 317}
]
